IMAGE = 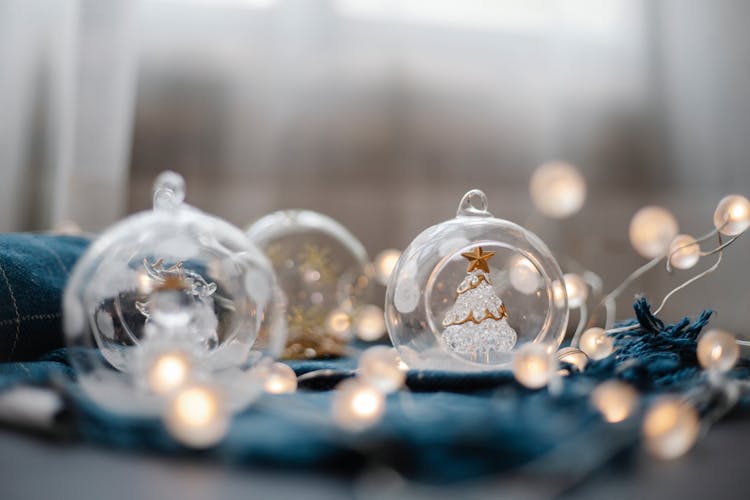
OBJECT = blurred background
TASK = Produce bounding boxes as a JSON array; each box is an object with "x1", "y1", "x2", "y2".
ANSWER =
[{"x1": 1, "y1": 0, "x2": 749, "y2": 331}]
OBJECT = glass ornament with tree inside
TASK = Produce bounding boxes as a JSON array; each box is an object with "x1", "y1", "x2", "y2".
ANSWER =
[{"x1": 385, "y1": 189, "x2": 568, "y2": 371}]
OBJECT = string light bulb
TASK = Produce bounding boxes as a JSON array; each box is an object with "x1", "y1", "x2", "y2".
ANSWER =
[
  {"x1": 355, "y1": 305, "x2": 386, "y2": 341},
  {"x1": 563, "y1": 273, "x2": 588, "y2": 309},
  {"x1": 556, "y1": 347, "x2": 589, "y2": 373},
  {"x1": 668, "y1": 234, "x2": 700, "y2": 270},
  {"x1": 579, "y1": 327, "x2": 614, "y2": 360},
  {"x1": 325, "y1": 308, "x2": 352, "y2": 340},
  {"x1": 629, "y1": 206, "x2": 679, "y2": 259},
  {"x1": 332, "y1": 379, "x2": 385, "y2": 431},
  {"x1": 164, "y1": 384, "x2": 229, "y2": 448},
  {"x1": 374, "y1": 249, "x2": 401, "y2": 286},
  {"x1": 509, "y1": 254, "x2": 540, "y2": 295},
  {"x1": 358, "y1": 346, "x2": 406, "y2": 394},
  {"x1": 512, "y1": 343, "x2": 558, "y2": 389},
  {"x1": 529, "y1": 161, "x2": 587, "y2": 219},
  {"x1": 263, "y1": 362, "x2": 298, "y2": 394},
  {"x1": 146, "y1": 351, "x2": 191, "y2": 395},
  {"x1": 591, "y1": 381, "x2": 638, "y2": 423},
  {"x1": 713, "y1": 194, "x2": 750, "y2": 236},
  {"x1": 697, "y1": 329, "x2": 739, "y2": 374},
  {"x1": 643, "y1": 398, "x2": 700, "y2": 460}
]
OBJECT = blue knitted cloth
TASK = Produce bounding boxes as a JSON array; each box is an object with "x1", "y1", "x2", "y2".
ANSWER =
[{"x1": 0, "y1": 234, "x2": 748, "y2": 483}]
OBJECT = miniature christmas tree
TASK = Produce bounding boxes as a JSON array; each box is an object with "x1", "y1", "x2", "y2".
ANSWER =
[{"x1": 441, "y1": 246, "x2": 517, "y2": 360}]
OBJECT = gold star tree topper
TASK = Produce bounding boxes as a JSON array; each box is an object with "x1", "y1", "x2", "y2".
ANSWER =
[{"x1": 461, "y1": 246, "x2": 495, "y2": 273}]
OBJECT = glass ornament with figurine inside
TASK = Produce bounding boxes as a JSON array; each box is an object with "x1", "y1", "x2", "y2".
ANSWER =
[
  {"x1": 63, "y1": 171, "x2": 287, "y2": 416},
  {"x1": 385, "y1": 189, "x2": 569, "y2": 371}
]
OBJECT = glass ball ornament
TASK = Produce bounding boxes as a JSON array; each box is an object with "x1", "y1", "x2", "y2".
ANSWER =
[
  {"x1": 529, "y1": 161, "x2": 587, "y2": 219},
  {"x1": 713, "y1": 194, "x2": 750, "y2": 236},
  {"x1": 63, "y1": 171, "x2": 287, "y2": 414},
  {"x1": 629, "y1": 206, "x2": 679, "y2": 259},
  {"x1": 247, "y1": 210, "x2": 370, "y2": 359},
  {"x1": 385, "y1": 189, "x2": 569, "y2": 371}
]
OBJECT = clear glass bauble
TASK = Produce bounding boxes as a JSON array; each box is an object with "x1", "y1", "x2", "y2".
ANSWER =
[
  {"x1": 385, "y1": 189, "x2": 568, "y2": 371},
  {"x1": 64, "y1": 171, "x2": 286, "y2": 414},
  {"x1": 247, "y1": 210, "x2": 370, "y2": 359}
]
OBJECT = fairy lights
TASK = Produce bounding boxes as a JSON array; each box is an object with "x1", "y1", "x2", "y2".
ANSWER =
[
  {"x1": 263, "y1": 362, "x2": 298, "y2": 394},
  {"x1": 563, "y1": 273, "x2": 588, "y2": 309},
  {"x1": 374, "y1": 249, "x2": 402, "y2": 286},
  {"x1": 530, "y1": 161, "x2": 587, "y2": 219},
  {"x1": 713, "y1": 194, "x2": 750, "y2": 236},
  {"x1": 164, "y1": 384, "x2": 229, "y2": 448},
  {"x1": 146, "y1": 352, "x2": 191, "y2": 395},
  {"x1": 643, "y1": 398, "x2": 700, "y2": 460},
  {"x1": 628, "y1": 206, "x2": 679, "y2": 259},
  {"x1": 668, "y1": 234, "x2": 700, "y2": 270},
  {"x1": 355, "y1": 305, "x2": 387, "y2": 341},
  {"x1": 591, "y1": 381, "x2": 638, "y2": 423},
  {"x1": 512, "y1": 343, "x2": 558, "y2": 389},
  {"x1": 332, "y1": 379, "x2": 385, "y2": 431},
  {"x1": 697, "y1": 329, "x2": 739, "y2": 374},
  {"x1": 578, "y1": 327, "x2": 614, "y2": 360},
  {"x1": 359, "y1": 346, "x2": 406, "y2": 394}
]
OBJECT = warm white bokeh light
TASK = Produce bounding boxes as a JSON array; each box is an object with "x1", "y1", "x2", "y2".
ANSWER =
[
  {"x1": 713, "y1": 194, "x2": 750, "y2": 236},
  {"x1": 628, "y1": 206, "x2": 679, "y2": 259},
  {"x1": 325, "y1": 309, "x2": 352, "y2": 339},
  {"x1": 332, "y1": 379, "x2": 385, "y2": 431},
  {"x1": 512, "y1": 343, "x2": 558, "y2": 389},
  {"x1": 668, "y1": 234, "x2": 700, "y2": 270},
  {"x1": 147, "y1": 352, "x2": 191, "y2": 395},
  {"x1": 557, "y1": 347, "x2": 589, "y2": 373},
  {"x1": 263, "y1": 362, "x2": 298, "y2": 394},
  {"x1": 355, "y1": 305, "x2": 386, "y2": 341},
  {"x1": 509, "y1": 254, "x2": 541, "y2": 295},
  {"x1": 164, "y1": 384, "x2": 229, "y2": 448},
  {"x1": 563, "y1": 273, "x2": 588, "y2": 309},
  {"x1": 358, "y1": 346, "x2": 406, "y2": 394},
  {"x1": 551, "y1": 280, "x2": 567, "y2": 308},
  {"x1": 591, "y1": 380, "x2": 638, "y2": 423},
  {"x1": 374, "y1": 249, "x2": 402, "y2": 286},
  {"x1": 697, "y1": 329, "x2": 739, "y2": 373},
  {"x1": 643, "y1": 398, "x2": 700, "y2": 460},
  {"x1": 530, "y1": 161, "x2": 587, "y2": 219},
  {"x1": 579, "y1": 327, "x2": 614, "y2": 360}
]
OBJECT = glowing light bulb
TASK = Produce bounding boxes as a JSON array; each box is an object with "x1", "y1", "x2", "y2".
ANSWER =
[
  {"x1": 374, "y1": 249, "x2": 401, "y2": 286},
  {"x1": 509, "y1": 254, "x2": 540, "y2": 295},
  {"x1": 563, "y1": 273, "x2": 588, "y2": 309},
  {"x1": 697, "y1": 329, "x2": 739, "y2": 373},
  {"x1": 556, "y1": 347, "x2": 589, "y2": 373},
  {"x1": 164, "y1": 384, "x2": 229, "y2": 448},
  {"x1": 713, "y1": 194, "x2": 750, "y2": 236},
  {"x1": 591, "y1": 381, "x2": 638, "y2": 423},
  {"x1": 325, "y1": 309, "x2": 352, "y2": 340},
  {"x1": 629, "y1": 206, "x2": 679, "y2": 259},
  {"x1": 643, "y1": 398, "x2": 700, "y2": 460},
  {"x1": 551, "y1": 280, "x2": 567, "y2": 308},
  {"x1": 512, "y1": 343, "x2": 558, "y2": 389},
  {"x1": 668, "y1": 234, "x2": 700, "y2": 270},
  {"x1": 146, "y1": 352, "x2": 191, "y2": 395},
  {"x1": 355, "y1": 305, "x2": 386, "y2": 341},
  {"x1": 359, "y1": 346, "x2": 406, "y2": 394},
  {"x1": 332, "y1": 379, "x2": 385, "y2": 431},
  {"x1": 579, "y1": 327, "x2": 614, "y2": 360},
  {"x1": 263, "y1": 362, "x2": 298, "y2": 394},
  {"x1": 529, "y1": 161, "x2": 587, "y2": 218}
]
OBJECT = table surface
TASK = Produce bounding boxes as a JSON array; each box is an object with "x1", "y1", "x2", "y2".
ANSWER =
[{"x1": 3, "y1": 412, "x2": 750, "y2": 500}]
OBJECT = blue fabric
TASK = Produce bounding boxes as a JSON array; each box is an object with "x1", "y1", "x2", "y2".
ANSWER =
[
  {"x1": 0, "y1": 234, "x2": 748, "y2": 482},
  {"x1": 0, "y1": 234, "x2": 90, "y2": 361}
]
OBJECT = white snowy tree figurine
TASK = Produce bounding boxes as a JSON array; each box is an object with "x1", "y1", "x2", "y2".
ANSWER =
[{"x1": 441, "y1": 246, "x2": 517, "y2": 360}]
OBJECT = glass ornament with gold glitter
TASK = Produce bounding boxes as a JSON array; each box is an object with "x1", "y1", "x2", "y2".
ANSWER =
[
  {"x1": 385, "y1": 189, "x2": 568, "y2": 371},
  {"x1": 247, "y1": 210, "x2": 370, "y2": 359},
  {"x1": 63, "y1": 171, "x2": 286, "y2": 414}
]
